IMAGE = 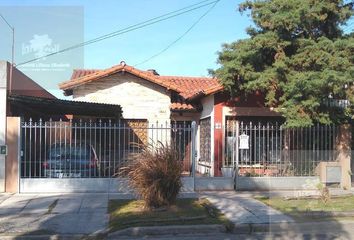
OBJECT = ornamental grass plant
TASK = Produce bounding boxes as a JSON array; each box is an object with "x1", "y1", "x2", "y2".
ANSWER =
[{"x1": 120, "y1": 142, "x2": 183, "y2": 209}]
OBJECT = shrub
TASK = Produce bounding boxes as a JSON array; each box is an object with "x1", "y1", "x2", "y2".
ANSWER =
[{"x1": 120, "y1": 142, "x2": 183, "y2": 209}]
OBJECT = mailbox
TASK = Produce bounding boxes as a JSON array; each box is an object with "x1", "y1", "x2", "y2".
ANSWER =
[
  {"x1": 316, "y1": 162, "x2": 341, "y2": 184},
  {"x1": 0, "y1": 145, "x2": 7, "y2": 155}
]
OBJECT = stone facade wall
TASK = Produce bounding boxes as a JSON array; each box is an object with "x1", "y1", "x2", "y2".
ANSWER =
[
  {"x1": 124, "y1": 119, "x2": 148, "y2": 145},
  {"x1": 73, "y1": 72, "x2": 171, "y2": 123}
]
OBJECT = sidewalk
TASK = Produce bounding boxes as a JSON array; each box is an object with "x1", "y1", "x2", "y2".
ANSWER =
[
  {"x1": 0, "y1": 193, "x2": 108, "y2": 236},
  {"x1": 2, "y1": 190, "x2": 352, "y2": 239},
  {"x1": 199, "y1": 191, "x2": 293, "y2": 224}
]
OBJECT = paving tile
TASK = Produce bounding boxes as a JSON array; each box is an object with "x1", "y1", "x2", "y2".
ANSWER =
[
  {"x1": 0, "y1": 193, "x2": 110, "y2": 235},
  {"x1": 20, "y1": 196, "x2": 59, "y2": 215},
  {"x1": 45, "y1": 212, "x2": 109, "y2": 234},
  {"x1": 200, "y1": 191, "x2": 294, "y2": 225},
  {"x1": 0, "y1": 195, "x2": 34, "y2": 209},
  {"x1": 0, "y1": 215, "x2": 48, "y2": 233},
  {"x1": 51, "y1": 198, "x2": 82, "y2": 214},
  {"x1": 0, "y1": 208, "x2": 23, "y2": 216},
  {"x1": 0, "y1": 194, "x2": 13, "y2": 204}
]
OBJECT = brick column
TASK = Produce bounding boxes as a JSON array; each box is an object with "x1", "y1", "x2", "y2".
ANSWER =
[
  {"x1": 5, "y1": 117, "x2": 21, "y2": 193},
  {"x1": 336, "y1": 124, "x2": 351, "y2": 189},
  {"x1": 213, "y1": 102, "x2": 223, "y2": 177}
]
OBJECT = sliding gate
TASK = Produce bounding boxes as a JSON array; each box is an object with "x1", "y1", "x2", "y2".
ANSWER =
[{"x1": 19, "y1": 118, "x2": 196, "y2": 193}]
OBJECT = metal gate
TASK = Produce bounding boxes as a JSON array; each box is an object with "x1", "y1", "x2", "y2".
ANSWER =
[
  {"x1": 226, "y1": 120, "x2": 339, "y2": 178},
  {"x1": 223, "y1": 119, "x2": 340, "y2": 190},
  {"x1": 19, "y1": 118, "x2": 196, "y2": 193}
]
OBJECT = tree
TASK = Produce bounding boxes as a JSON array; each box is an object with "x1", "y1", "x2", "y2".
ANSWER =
[{"x1": 213, "y1": 0, "x2": 354, "y2": 127}]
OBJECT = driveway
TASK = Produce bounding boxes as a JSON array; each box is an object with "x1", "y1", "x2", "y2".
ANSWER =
[{"x1": 0, "y1": 193, "x2": 109, "y2": 237}]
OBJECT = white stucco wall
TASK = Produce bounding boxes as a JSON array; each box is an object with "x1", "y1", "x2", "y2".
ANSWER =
[{"x1": 73, "y1": 73, "x2": 171, "y2": 123}]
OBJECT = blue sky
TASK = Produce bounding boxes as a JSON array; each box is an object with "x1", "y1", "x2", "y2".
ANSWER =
[
  {"x1": 0, "y1": 0, "x2": 250, "y2": 98},
  {"x1": 0, "y1": 0, "x2": 353, "y2": 98}
]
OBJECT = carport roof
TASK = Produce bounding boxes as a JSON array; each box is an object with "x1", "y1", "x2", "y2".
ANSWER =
[{"x1": 8, "y1": 94, "x2": 122, "y2": 118}]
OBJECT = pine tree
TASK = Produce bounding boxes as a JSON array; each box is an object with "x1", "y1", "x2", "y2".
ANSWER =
[{"x1": 213, "y1": 0, "x2": 354, "y2": 127}]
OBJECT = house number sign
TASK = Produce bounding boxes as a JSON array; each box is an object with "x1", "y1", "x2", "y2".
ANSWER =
[{"x1": 239, "y1": 134, "x2": 249, "y2": 149}]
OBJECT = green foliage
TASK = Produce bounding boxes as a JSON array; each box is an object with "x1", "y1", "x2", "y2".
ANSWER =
[
  {"x1": 120, "y1": 142, "x2": 183, "y2": 209},
  {"x1": 316, "y1": 182, "x2": 331, "y2": 203},
  {"x1": 213, "y1": 0, "x2": 354, "y2": 127}
]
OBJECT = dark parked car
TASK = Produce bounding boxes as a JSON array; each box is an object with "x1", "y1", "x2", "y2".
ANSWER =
[{"x1": 43, "y1": 143, "x2": 98, "y2": 178}]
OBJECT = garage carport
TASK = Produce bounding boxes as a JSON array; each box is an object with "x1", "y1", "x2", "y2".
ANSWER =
[{"x1": 5, "y1": 94, "x2": 122, "y2": 193}]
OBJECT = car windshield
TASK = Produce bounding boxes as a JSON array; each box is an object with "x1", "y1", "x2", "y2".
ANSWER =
[{"x1": 48, "y1": 145, "x2": 90, "y2": 159}]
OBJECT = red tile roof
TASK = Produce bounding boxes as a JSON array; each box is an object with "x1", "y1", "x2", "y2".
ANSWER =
[
  {"x1": 170, "y1": 101, "x2": 199, "y2": 112},
  {"x1": 158, "y1": 75, "x2": 222, "y2": 99},
  {"x1": 59, "y1": 62, "x2": 224, "y2": 112},
  {"x1": 71, "y1": 69, "x2": 100, "y2": 79}
]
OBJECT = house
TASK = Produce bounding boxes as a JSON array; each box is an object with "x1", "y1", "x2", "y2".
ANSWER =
[
  {"x1": 1, "y1": 60, "x2": 350, "y2": 193},
  {"x1": 59, "y1": 61, "x2": 282, "y2": 177},
  {"x1": 59, "y1": 61, "x2": 223, "y2": 123},
  {"x1": 2, "y1": 60, "x2": 350, "y2": 193}
]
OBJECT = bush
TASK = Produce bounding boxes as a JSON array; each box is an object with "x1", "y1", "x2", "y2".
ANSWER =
[{"x1": 120, "y1": 142, "x2": 183, "y2": 209}]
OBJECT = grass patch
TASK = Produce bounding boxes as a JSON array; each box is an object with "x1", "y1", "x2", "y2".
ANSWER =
[
  {"x1": 108, "y1": 198, "x2": 232, "y2": 232},
  {"x1": 256, "y1": 195, "x2": 354, "y2": 221}
]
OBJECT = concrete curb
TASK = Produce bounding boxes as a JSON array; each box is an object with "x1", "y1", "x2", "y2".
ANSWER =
[
  {"x1": 232, "y1": 222, "x2": 291, "y2": 234},
  {"x1": 0, "y1": 234, "x2": 84, "y2": 240},
  {"x1": 1, "y1": 221, "x2": 353, "y2": 239},
  {"x1": 0, "y1": 229, "x2": 108, "y2": 240},
  {"x1": 107, "y1": 222, "x2": 299, "y2": 237},
  {"x1": 108, "y1": 224, "x2": 227, "y2": 237},
  {"x1": 233, "y1": 220, "x2": 354, "y2": 234},
  {"x1": 108, "y1": 220, "x2": 354, "y2": 237}
]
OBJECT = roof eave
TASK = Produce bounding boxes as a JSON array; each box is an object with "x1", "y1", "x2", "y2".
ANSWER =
[
  {"x1": 63, "y1": 89, "x2": 73, "y2": 96},
  {"x1": 171, "y1": 108, "x2": 200, "y2": 113},
  {"x1": 59, "y1": 66, "x2": 182, "y2": 94}
]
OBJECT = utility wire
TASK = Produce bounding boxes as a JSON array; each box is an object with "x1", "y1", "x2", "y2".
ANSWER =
[
  {"x1": 135, "y1": 0, "x2": 220, "y2": 67},
  {"x1": 16, "y1": 0, "x2": 218, "y2": 66},
  {"x1": 0, "y1": 13, "x2": 14, "y2": 29}
]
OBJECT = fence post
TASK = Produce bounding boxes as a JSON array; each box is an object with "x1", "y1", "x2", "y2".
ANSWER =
[
  {"x1": 234, "y1": 121, "x2": 239, "y2": 190},
  {"x1": 336, "y1": 124, "x2": 352, "y2": 189},
  {"x1": 191, "y1": 121, "x2": 197, "y2": 190}
]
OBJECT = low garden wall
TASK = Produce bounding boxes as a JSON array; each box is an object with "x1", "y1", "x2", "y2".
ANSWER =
[
  {"x1": 19, "y1": 177, "x2": 196, "y2": 193},
  {"x1": 195, "y1": 177, "x2": 234, "y2": 191},
  {"x1": 236, "y1": 176, "x2": 321, "y2": 191}
]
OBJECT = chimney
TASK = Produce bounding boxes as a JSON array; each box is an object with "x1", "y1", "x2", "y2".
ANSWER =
[{"x1": 147, "y1": 69, "x2": 159, "y2": 76}]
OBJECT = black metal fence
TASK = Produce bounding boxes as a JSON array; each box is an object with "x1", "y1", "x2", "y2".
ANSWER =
[{"x1": 21, "y1": 119, "x2": 195, "y2": 178}]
